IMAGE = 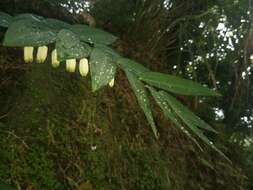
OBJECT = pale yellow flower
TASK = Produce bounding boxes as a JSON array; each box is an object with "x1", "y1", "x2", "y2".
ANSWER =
[
  {"x1": 51, "y1": 49, "x2": 60, "y2": 68},
  {"x1": 36, "y1": 46, "x2": 48, "y2": 63},
  {"x1": 250, "y1": 55, "x2": 253, "y2": 64},
  {"x1": 79, "y1": 58, "x2": 89, "y2": 76},
  {"x1": 66, "y1": 59, "x2": 76, "y2": 72},
  {"x1": 109, "y1": 78, "x2": 115, "y2": 87},
  {"x1": 24, "y1": 47, "x2": 34, "y2": 63}
]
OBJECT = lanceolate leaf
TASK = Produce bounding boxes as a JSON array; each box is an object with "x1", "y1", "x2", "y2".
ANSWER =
[
  {"x1": 117, "y1": 58, "x2": 149, "y2": 76},
  {"x1": 148, "y1": 86, "x2": 182, "y2": 127},
  {"x1": 90, "y1": 47, "x2": 116, "y2": 91},
  {"x1": 56, "y1": 29, "x2": 91, "y2": 61},
  {"x1": 159, "y1": 91, "x2": 229, "y2": 160},
  {"x1": 125, "y1": 71, "x2": 158, "y2": 138},
  {"x1": 70, "y1": 24, "x2": 117, "y2": 45},
  {"x1": 0, "y1": 11, "x2": 12, "y2": 27},
  {"x1": 148, "y1": 86, "x2": 202, "y2": 149},
  {"x1": 182, "y1": 112, "x2": 217, "y2": 133},
  {"x1": 139, "y1": 72, "x2": 221, "y2": 96},
  {"x1": 3, "y1": 19, "x2": 56, "y2": 47},
  {"x1": 158, "y1": 91, "x2": 216, "y2": 133}
]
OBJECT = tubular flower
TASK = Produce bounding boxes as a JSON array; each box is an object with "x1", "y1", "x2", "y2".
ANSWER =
[
  {"x1": 36, "y1": 46, "x2": 48, "y2": 63},
  {"x1": 51, "y1": 49, "x2": 60, "y2": 68},
  {"x1": 66, "y1": 59, "x2": 76, "y2": 72},
  {"x1": 79, "y1": 58, "x2": 89, "y2": 77},
  {"x1": 109, "y1": 78, "x2": 115, "y2": 87},
  {"x1": 250, "y1": 55, "x2": 253, "y2": 64},
  {"x1": 24, "y1": 46, "x2": 34, "y2": 63}
]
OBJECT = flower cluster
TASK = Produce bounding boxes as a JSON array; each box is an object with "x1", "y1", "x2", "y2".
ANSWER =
[{"x1": 23, "y1": 46, "x2": 115, "y2": 87}]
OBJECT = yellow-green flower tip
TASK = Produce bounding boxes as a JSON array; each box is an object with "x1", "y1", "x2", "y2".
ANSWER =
[
  {"x1": 250, "y1": 55, "x2": 253, "y2": 64},
  {"x1": 79, "y1": 58, "x2": 89, "y2": 77},
  {"x1": 36, "y1": 46, "x2": 48, "y2": 63},
  {"x1": 109, "y1": 78, "x2": 115, "y2": 87},
  {"x1": 66, "y1": 59, "x2": 76, "y2": 72},
  {"x1": 24, "y1": 46, "x2": 34, "y2": 63},
  {"x1": 51, "y1": 49, "x2": 60, "y2": 68}
]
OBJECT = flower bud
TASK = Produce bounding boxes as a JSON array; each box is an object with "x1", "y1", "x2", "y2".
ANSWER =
[
  {"x1": 109, "y1": 78, "x2": 115, "y2": 87},
  {"x1": 250, "y1": 55, "x2": 253, "y2": 64},
  {"x1": 24, "y1": 46, "x2": 34, "y2": 63},
  {"x1": 66, "y1": 59, "x2": 76, "y2": 72},
  {"x1": 51, "y1": 49, "x2": 60, "y2": 68},
  {"x1": 36, "y1": 46, "x2": 48, "y2": 63},
  {"x1": 79, "y1": 58, "x2": 89, "y2": 76}
]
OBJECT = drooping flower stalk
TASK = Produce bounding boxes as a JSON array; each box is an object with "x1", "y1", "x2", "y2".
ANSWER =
[
  {"x1": 51, "y1": 49, "x2": 60, "y2": 68},
  {"x1": 79, "y1": 58, "x2": 89, "y2": 76},
  {"x1": 66, "y1": 59, "x2": 76, "y2": 72},
  {"x1": 24, "y1": 47, "x2": 34, "y2": 63},
  {"x1": 36, "y1": 46, "x2": 48, "y2": 63}
]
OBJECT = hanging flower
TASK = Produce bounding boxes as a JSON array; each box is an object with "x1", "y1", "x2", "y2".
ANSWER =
[
  {"x1": 66, "y1": 59, "x2": 76, "y2": 72},
  {"x1": 51, "y1": 49, "x2": 60, "y2": 68},
  {"x1": 109, "y1": 78, "x2": 115, "y2": 87},
  {"x1": 79, "y1": 58, "x2": 89, "y2": 77},
  {"x1": 36, "y1": 46, "x2": 48, "y2": 63},
  {"x1": 250, "y1": 55, "x2": 253, "y2": 64},
  {"x1": 24, "y1": 47, "x2": 34, "y2": 63}
]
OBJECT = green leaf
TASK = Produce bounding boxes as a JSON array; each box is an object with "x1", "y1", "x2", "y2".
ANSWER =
[
  {"x1": 159, "y1": 91, "x2": 229, "y2": 160},
  {"x1": 117, "y1": 58, "x2": 149, "y2": 76},
  {"x1": 90, "y1": 47, "x2": 116, "y2": 91},
  {"x1": 0, "y1": 182, "x2": 16, "y2": 190},
  {"x1": 160, "y1": 91, "x2": 216, "y2": 132},
  {"x1": 13, "y1": 13, "x2": 44, "y2": 22},
  {"x1": 0, "y1": 11, "x2": 12, "y2": 27},
  {"x1": 56, "y1": 29, "x2": 91, "y2": 61},
  {"x1": 70, "y1": 24, "x2": 117, "y2": 45},
  {"x1": 3, "y1": 19, "x2": 56, "y2": 47},
  {"x1": 182, "y1": 112, "x2": 217, "y2": 133},
  {"x1": 94, "y1": 44, "x2": 121, "y2": 61},
  {"x1": 44, "y1": 18, "x2": 71, "y2": 32},
  {"x1": 139, "y1": 72, "x2": 221, "y2": 96},
  {"x1": 148, "y1": 86, "x2": 202, "y2": 149},
  {"x1": 148, "y1": 86, "x2": 182, "y2": 127},
  {"x1": 125, "y1": 71, "x2": 158, "y2": 138}
]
